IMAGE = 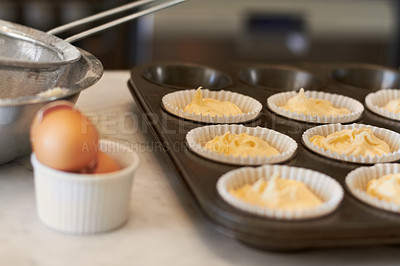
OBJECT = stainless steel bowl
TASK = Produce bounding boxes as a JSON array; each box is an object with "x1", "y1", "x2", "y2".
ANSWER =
[{"x1": 0, "y1": 48, "x2": 103, "y2": 164}]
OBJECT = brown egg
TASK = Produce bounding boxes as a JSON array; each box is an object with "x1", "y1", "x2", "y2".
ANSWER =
[
  {"x1": 30, "y1": 101, "x2": 99, "y2": 172},
  {"x1": 31, "y1": 101, "x2": 75, "y2": 152},
  {"x1": 92, "y1": 151, "x2": 120, "y2": 174}
]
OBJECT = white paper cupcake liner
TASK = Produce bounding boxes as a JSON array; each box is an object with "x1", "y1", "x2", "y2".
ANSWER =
[
  {"x1": 162, "y1": 88, "x2": 262, "y2": 123},
  {"x1": 302, "y1": 123, "x2": 400, "y2": 164},
  {"x1": 217, "y1": 165, "x2": 343, "y2": 220},
  {"x1": 186, "y1": 124, "x2": 297, "y2": 165},
  {"x1": 346, "y1": 163, "x2": 400, "y2": 213},
  {"x1": 267, "y1": 90, "x2": 364, "y2": 123},
  {"x1": 365, "y1": 89, "x2": 400, "y2": 121},
  {"x1": 31, "y1": 139, "x2": 139, "y2": 234}
]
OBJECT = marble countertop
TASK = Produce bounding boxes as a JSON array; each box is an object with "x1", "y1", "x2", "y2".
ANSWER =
[{"x1": 1, "y1": 70, "x2": 399, "y2": 266}]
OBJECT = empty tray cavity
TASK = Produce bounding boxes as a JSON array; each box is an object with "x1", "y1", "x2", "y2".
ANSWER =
[
  {"x1": 141, "y1": 63, "x2": 232, "y2": 90},
  {"x1": 238, "y1": 66, "x2": 322, "y2": 91},
  {"x1": 331, "y1": 65, "x2": 400, "y2": 90}
]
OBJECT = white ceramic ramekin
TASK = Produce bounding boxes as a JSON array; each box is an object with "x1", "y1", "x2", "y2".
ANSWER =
[{"x1": 31, "y1": 139, "x2": 139, "y2": 234}]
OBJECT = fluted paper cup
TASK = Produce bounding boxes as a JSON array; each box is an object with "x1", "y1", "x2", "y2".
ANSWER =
[
  {"x1": 267, "y1": 90, "x2": 364, "y2": 123},
  {"x1": 365, "y1": 89, "x2": 400, "y2": 121},
  {"x1": 186, "y1": 124, "x2": 297, "y2": 165},
  {"x1": 217, "y1": 165, "x2": 343, "y2": 220},
  {"x1": 162, "y1": 88, "x2": 262, "y2": 123},
  {"x1": 302, "y1": 123, "x2": 400, "y2": 164},
  {"x1": 346, "y1": 164, "x2": 400, "y2": 213},
  {"x1": 31, "y1": 139, "x2": 139, "y2": 234}
]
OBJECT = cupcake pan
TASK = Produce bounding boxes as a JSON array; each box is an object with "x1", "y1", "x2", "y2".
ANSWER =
[{"x1": 129, "y1": 62, "x2": 400, "y2": 251}]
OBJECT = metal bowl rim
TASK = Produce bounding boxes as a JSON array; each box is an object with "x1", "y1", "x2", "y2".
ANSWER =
[{"x1": 0, "y1": 48, "x2": 103, "y2": 107}]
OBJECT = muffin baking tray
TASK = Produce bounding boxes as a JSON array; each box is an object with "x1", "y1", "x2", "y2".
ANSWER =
[{"x1": 128, "y1": 62, "x2": 400, "y2": 251}]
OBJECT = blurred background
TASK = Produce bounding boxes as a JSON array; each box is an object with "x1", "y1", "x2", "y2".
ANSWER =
[{"x1": 0, "y1": 0, "x2": 399, "y2": 69}]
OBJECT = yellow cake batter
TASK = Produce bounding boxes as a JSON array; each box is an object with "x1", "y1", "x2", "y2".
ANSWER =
[
  {"x1": 366, "y1": 173, "x2": 400, "y2": 204},
  {"x1": 310, "y1": 128, "x2": 391, "y2": 157},
  {"x1": 282, "y1": 89, "x2": 350, "y2": 117},
  {"x1": 230, "y1": 173, "x2": 322, "y2": 210},
  {"x1": 383, "y1": 99, "x2": 400, "y2": 114},
  {"x1": 205, "y1": 132, "x2": 280, "y2": 157},
  {"x1": 184, "y1": 88, "x2": 243, "y2": 116}
]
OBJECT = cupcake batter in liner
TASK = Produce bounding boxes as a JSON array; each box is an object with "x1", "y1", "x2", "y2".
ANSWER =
[
  {"x1": 186, "y1": 124, "x2": 297, "y2": 165},
  {"x1": 162, "y1": 88, "x2": 262, "y2": 124},
  {"x1": 346, "y1": 163, "x2": 400, "y2": 213},
  {"x1": 267, "y1": 89, "x2": 364, "y2": 123},
  {"x1": 217, "y1": 165, "x2": 343, "y2": 220},
  {"x1": 365, "y1": 89, "x2": 400, "y2": 121},
  {"x1": 302, "y1": 123, "x2": 400, "y2": 164}
]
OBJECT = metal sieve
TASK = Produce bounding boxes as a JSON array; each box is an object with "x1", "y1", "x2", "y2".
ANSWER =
[
  {"x1": 0, "y1": 0, "x2": 185, "y2": 70},
  {"x1": 0, "y1": 48, "x2": 103, "y2": 164},
  {"x1": 0, "y1": 0, "x2": 185, "y2": 164}
]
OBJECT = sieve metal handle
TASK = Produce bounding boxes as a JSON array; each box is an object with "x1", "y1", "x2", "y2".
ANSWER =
[
  {"x1": 47, "y1": 0, "x2": 185, "y2": 43},
  {"x1": 47, "y1": 0, "x2": 156, "y2": 36}
]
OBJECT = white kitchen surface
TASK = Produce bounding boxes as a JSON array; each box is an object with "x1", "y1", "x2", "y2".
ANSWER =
[{"x1": 1, "y1": 71, "x2": 399, "y2": 266}]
